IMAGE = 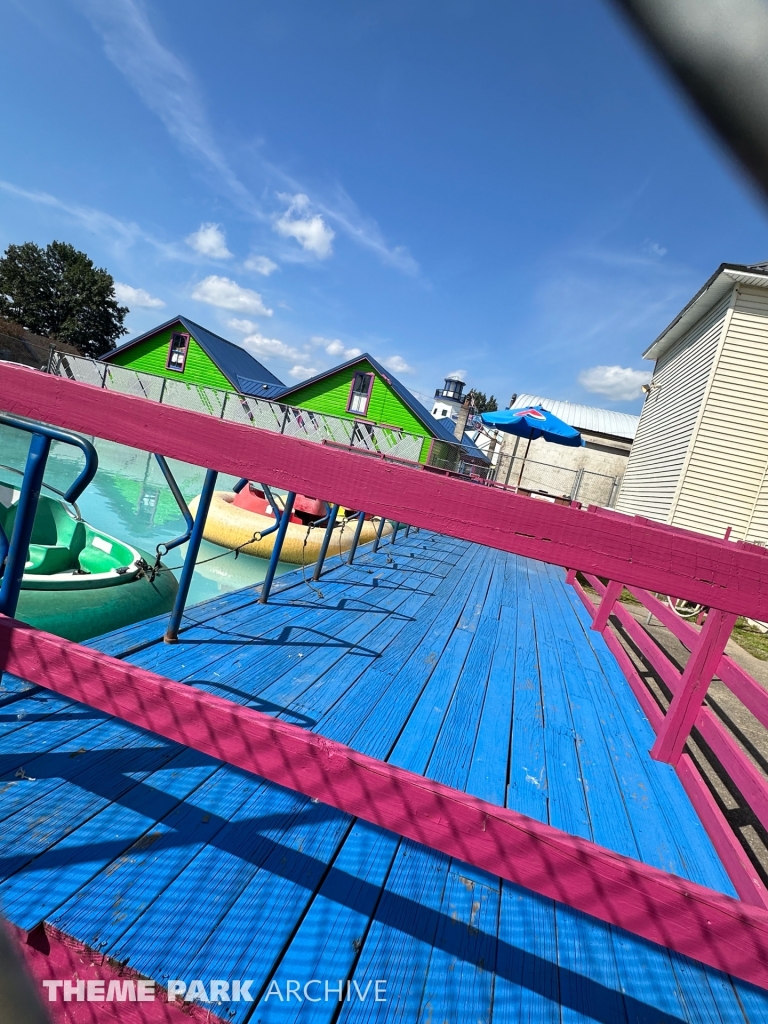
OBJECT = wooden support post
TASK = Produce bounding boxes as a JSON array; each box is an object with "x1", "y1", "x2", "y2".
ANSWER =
[
  {"x1": 164, "y1": 468, "x2": 218, "y2": 643},
  {"x1": 651, "y1": 608, "x2": 738, "y2": 765},
  {"x1": 259, "y1": 491, "x2": 296, "y2": 604},
  {"x1": 346, "y1": 512, "x2": 366, "y2": 565},
  {"x1": 372, "y1": 515, "x2": 386, "y2": 553},
  {"x1": 312, "y1": 504, "x2": 339, "y2": 581},
  {"x1": 565, "y1": 568, "x2": 577, "y2": 585},
  {"x1": 590, "y1": 579, "x2": 624, "y2": 633}
]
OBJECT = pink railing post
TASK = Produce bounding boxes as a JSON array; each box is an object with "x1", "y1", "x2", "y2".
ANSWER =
[
  {"x1": 651, "y1": 608, "x2": 738, "y2": 765},
  {"x1": 590, "y1": 579, "x2": 624, "y2": 633}
]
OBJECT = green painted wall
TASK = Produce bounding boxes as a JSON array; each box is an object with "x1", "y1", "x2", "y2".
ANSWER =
[
  {"x1": 107, "y1": 323, "x2": 234, "y2": 391},
  {"x1": 283, "y1": 360, "x2": 432, "y2": 461}
]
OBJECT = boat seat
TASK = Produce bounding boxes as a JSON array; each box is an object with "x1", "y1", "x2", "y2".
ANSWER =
[{"x1": 24, "y1": 543, "x2": 77, "y2": 576}]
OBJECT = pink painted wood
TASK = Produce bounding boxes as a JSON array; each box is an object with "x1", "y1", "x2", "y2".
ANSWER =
[
  {"x1": 651, "y1": 609, "x2": 738, "y2": 766},
  {"x1": 590, "y1": 578, "x2": 624, "y2": 632},
  {"x1": 571, "y1": 575, "x2": 768, "y2": 905},
  {"x1": 614, "y1": 603, "x2": 768, "y2": 837},
  {"x1": 7, "y1": 922, "x2": 224, "y2": 1023},
  {"x1": 3, "y1": 616, "x2": 768, "y2": 989},
  {"x1": 676, "y1": 755, "x2": 768, "y2": 910},
  {"x1": 624, "y1": 587, "x2": 768, "y2": 731},
  {"x1": 4, "y1": 363, "x2": 768, "y2": 618}
]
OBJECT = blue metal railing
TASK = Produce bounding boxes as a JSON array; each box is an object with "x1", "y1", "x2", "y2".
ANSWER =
[{"x1": 0, "y1": 414, "x2": 98, "y2": 619}]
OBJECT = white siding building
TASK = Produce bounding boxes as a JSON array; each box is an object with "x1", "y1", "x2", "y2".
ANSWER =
[{"x1": 616, "y1": 262, "x2": 768, "y2": 542}]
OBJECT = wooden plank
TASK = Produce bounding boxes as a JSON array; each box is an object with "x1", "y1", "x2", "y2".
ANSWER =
[
  {"x1": 590, "y1": 578, "x2": 624, "y2": 633},
  {"x1": 652, "y1": 609, "x2": 739, "y2": 765},
  {"x1": 542, "y1": 566, "x2": 717, "y2": 1023},
  {"x1": 528, "y1": 565, "x2": 630, "y2": 1024},
  {"x1": 4, "y1": 618, "x2": 768, "y2": 988},
  {"x1": 5, "y1": 364, "x2": 768, "y2": 618},
  {"x1": 48, "y1": 762, "x2": 255, "y2": 950}
]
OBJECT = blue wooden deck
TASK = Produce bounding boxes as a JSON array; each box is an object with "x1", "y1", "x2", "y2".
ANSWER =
[{"x1": 2, "y1": 530, "x2": 768, "y2": 1022}]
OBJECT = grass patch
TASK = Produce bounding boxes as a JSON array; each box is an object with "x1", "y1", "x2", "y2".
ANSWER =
[{"x1": 731, "y1": 620, "x2": 768, "y2": 661}]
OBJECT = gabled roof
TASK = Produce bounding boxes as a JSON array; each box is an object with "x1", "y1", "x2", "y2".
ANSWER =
[
  {"x1": 643, "y1": 262, "x2": 768, "y2": 362},
  {"x1": 101, "y1": 315, "x2": 284, "y2": 393},
  {"x1": 512, "y1": 394, "x2": 640, "y2": 441},
  {"x1": 277, "y1": 353, "x2": 489, "y2": 462}
]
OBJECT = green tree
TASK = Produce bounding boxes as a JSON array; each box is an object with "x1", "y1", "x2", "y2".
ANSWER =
[
  {"x1": 0, "y1": 241, "x2": 128, "y2": 357},
  {"x1": 471, "y1": 390, "x2": 497, "y2": 413}
]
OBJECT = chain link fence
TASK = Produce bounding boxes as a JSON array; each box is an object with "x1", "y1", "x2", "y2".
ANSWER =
[
  {"x1": 490, "y1": 452, "x2": 621, "y2": 506},
  {"x1": 50, "y1": 353, "x2": 444, "y2": 470},
  {"x1": 49, "y1": 353, "x2": 618, "y2": 502}
]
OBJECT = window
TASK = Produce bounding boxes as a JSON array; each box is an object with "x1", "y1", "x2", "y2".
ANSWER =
[
  {"x1": 166, "y1": 332, "x2": 189, "y2": 372},
  {"x1": 347, "y1": 371, "x2": 373, "y2": 415}
]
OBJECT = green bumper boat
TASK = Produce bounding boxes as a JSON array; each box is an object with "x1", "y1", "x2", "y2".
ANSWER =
[{"x1": 1, "y1": 480, "x2": 178, "y2": 643}]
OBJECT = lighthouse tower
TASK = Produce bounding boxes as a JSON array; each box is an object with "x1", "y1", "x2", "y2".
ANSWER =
[{"x1": 431, "y1": 373, "x2": 466, "y2": 424}]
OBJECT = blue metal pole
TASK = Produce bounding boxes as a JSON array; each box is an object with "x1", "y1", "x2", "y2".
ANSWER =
[
  {"x1": 404, "y1": 524, "x2": 411, "y2": 538},
  {"x1": 0, "y1": 432, "x2": 51, "y2": 619},
  {"x1": 312, "y1": 504, "x2": 339, "y2": 581},
  {"x1": 372, "y1": 515, "x2": 387, "y2": 553},
  {"x1": 347, "y1": 512, "x2": 367, "y2": 565},
  {"x1": 391, "y1": 521, "x2": 401, "y2": 545},
  {"x1": 259, "y1": 491, "x2": 296, "y2": 604},
  {"x1": 164, "y1": 468, "x2": 218, "y2": 643}
]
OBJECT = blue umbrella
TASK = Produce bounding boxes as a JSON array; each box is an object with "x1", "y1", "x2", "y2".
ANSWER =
[{"x1": 480, "y1": 405, "x2": 584, "y2": 489}]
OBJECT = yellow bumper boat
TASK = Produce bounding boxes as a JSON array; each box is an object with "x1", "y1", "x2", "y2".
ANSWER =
[{"x1": 188, "y1": 486, "x2": 390, "y2": 564}]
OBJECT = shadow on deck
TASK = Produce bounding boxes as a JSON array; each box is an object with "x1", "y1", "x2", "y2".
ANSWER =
[{"x1": 1, "y1": 531, "x2": 767, "y2": 1022}]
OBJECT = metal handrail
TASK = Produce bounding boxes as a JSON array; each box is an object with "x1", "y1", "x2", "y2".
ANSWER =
[
  {"x1": 0, "y1": 463, "x2": 83, "y2": 521},
  {"x1": 0, "y1": 415, "x2": 97, "y2": 503},
  {"x1": 0, "y1": 416, "x2": 98, "y2": 619}
]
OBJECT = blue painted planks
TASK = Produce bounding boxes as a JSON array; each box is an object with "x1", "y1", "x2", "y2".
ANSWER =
[{"x1": 4, "y1": 533, "x2": 767, "y2": 1023}]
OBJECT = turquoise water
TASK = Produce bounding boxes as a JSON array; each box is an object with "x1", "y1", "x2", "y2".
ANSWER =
[{"x1": 0, "y1": 422, "x2": 293, "y2": 608}]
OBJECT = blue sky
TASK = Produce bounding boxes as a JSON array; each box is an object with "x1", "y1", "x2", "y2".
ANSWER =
[{"x1": 3, "y1": 0, "x2": 768, "y2": 411}]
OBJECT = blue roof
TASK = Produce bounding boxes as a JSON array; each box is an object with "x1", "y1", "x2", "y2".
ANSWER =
[
  {"x1": 236, "y1": 376, "x2": 288, "y2": 400},
  {"x1": 102, "y1": 316, "x2": 285, "y2": 393},
  {"x1": 277, "y1": 353, "x2": 489, "y2": 462}
]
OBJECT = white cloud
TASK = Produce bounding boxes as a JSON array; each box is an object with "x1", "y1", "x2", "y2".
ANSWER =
[
  {"x1": 74, "y1": 1, "x2": 417, "y2": 275},
  {"x1": 192, "y1": 276, "x2": 272, "y2": 316},
  {"x1": 274, "y1": 194, "x2": 335, "y2": 259},
  {"x1": 226, "y1": 318, "x2": 258, "y2": 334},
  {"x1": 76, "y1": 0, "x2": 256, "y2": 212},
  {"x1": 311, "y1": 336, "x2": 362, "y2": 360},
  {"x1": 241, "y1": 332, "x2": 302, "y2": 362},
  {"x1": 113, "y1": 283, "x2": 165, "y2": 308},
  {"x1": 381, "y1": 355, "x2": 414, "y2": 375},
  {"x1": 186, "y1": 223, "x2": 232, "y2": 259},
  {"x1": 289, "y1": 364, "x2": 318, "y2": 379},
  {"x1": 245, "y1": 254, "x2": 278, "y2": 276},
  {"x1": 446, "y1": 369, "x2": 467, "y2": 380},
  {"x1": 578, "y1": 365, "x2": 652, "y2": 401}
]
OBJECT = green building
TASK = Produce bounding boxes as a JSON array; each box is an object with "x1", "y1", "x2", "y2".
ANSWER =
[
  {"x1": 276, "y1": 353, "x2": 487, "y2": 467},
  {"x1": 101, "y1": 315, "x2": 285, "y2": 398}
]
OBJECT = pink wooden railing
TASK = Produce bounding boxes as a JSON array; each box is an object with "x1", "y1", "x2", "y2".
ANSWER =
[
  {"x1": 4, "y1": 363, "x2": 768, "y2": 988},
  {"x1": 568, "y1": 568, "x2": 768, "y2": 910}
]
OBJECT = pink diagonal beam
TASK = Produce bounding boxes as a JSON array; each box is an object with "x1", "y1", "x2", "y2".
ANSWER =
[
  {"x1": 3, "y1": 363, "x2": 768, "y2": 619},
  {"x1": 2, "y1": 616, "x2": 768, "y2": 990}
]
